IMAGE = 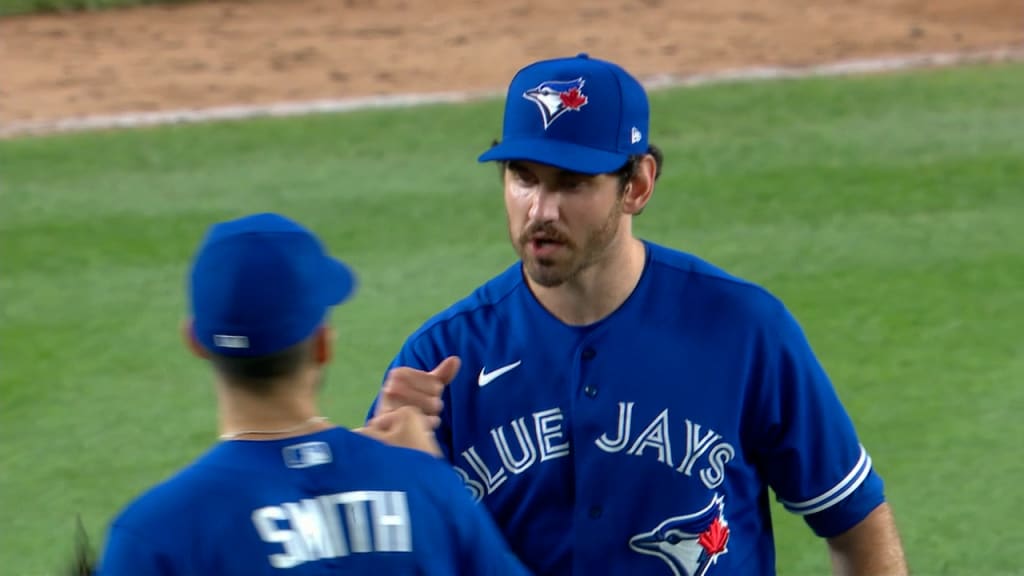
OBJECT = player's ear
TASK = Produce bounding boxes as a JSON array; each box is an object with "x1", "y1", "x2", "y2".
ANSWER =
[
  {"x1": 621, "y1": 154, "x2": 657, "y2": 216},
  {"x1": 181, "y1": 318, "x2": 210, "y2": 359},
  {"x1": 312, "y1": 324, "x2": 333, "y2": 366}
]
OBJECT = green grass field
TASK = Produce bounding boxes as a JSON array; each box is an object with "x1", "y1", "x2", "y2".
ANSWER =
[
  {"x1": 0, "y1": 0, "x2": 193, "y2": 17},
  {"x1": 2, "y1": 62, "x2": 1023, "y2": 575}
]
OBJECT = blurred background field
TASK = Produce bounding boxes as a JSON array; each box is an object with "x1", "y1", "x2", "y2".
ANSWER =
[
  {"x1": 1, "y1": 0, "x2": 121, "y2": 15},
  {"x1": 1, "y1": 1, "x2": 1023, "y2": 575},
  {"x1": 0, "y1": 0, "x2": 191, "y2": 16}
]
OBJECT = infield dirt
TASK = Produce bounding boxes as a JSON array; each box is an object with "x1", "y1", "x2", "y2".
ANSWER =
[{"x1": 1, "y1": 0, "x2": 1021, "y2": 131}]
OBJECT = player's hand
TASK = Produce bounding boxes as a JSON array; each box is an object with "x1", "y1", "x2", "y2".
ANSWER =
[
  {"x1": 355, "y1": 406, "x2": 443, "y2": 458},
  {"x1": 375, "y1": 356, "x2": 460, "y2": 428}
]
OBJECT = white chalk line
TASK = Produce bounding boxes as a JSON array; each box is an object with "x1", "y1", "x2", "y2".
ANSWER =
[{"x1": 2, "y1": 46, "x2": 1022, "y2": 140}]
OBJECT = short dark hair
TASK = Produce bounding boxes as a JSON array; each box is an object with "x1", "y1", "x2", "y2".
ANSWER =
[
  {"x1": 613, "y1": 143, "x2": 663, "y2": 189},
  {"x1": 492, "y1": 140, "x2": 664, "y2": 186},
  {"x1": 207, "y1": 336, "x2": 314, "y2": 395},
  {"x1": 66, "y1": 515, "x2": 96, "y2": 576}
]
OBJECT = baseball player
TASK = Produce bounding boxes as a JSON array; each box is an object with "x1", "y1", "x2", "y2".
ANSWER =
[
  {"x1": 368, "y1": 54, "x2": 909, "y2": 575},
  {"x1": 93, "y1": 213, "x2": 532, "y2": 576}
]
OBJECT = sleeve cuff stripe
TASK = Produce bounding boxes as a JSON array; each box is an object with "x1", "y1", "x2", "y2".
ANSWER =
[{"x1": 779, "y1": 444, "x2": 873, "y2": 516}]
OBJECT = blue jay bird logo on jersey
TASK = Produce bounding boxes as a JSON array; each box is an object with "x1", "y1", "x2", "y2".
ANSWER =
[
  {"x1": 629, "y1": 494, "x2": 731, "y2": 576},
  {"x1": 522, "y1": 78, "x2": 589, "y2": 129}
]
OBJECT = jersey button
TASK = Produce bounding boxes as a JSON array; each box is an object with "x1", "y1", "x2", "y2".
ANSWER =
[
  {"x1": 583, "y1": 385, "x2": 598, "y2": 398},
  {"x1": 588, "y1": 506, "x2": 602, "y2": 518},
  {"x1": 582, "y1": 347, "x2": 596, "y2": 360}
]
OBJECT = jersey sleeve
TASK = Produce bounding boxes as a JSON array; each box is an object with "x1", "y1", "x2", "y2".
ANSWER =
[
  {"x1": 434, "y1": 462, "x2": 534, "y2": 576},
  {"x1": 95, "y1": 522, "x2": 168, "y2": 576},
  {"x1": 752, "y1": 301, "x2": 886, "y2": 538}
]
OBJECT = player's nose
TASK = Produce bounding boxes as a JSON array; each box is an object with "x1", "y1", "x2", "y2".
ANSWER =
[{"x1": 528, "y1": 188, "x2": 561, "y2": 222}]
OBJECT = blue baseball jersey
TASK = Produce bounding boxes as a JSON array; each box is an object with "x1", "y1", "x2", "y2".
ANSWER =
[
  {"x1": 369, "y1": 240, "x2": 887, "y2": 576},
  {"x1": 97, "y1": 427, "x2": 532, "y2": 576}
]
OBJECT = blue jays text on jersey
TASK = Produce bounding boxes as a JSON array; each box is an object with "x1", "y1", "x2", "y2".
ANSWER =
[
  {"x1": 369, "y1": 240, "x2": 887, "y2": 576},
  {"x1": 96, "y1": 427, "x2": 532, "y2": 576}
]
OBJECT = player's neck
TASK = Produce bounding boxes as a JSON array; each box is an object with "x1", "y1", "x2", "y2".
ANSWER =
[
  {"x1": 215, "y1": 372, "x2": 330, "y2": 441},
  {"x1": 530, "y1": 235, "x2": 646, "y2": 326}
]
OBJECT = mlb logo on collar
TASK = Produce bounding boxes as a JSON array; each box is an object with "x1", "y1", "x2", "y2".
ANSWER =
[
  {"x1": 282, "y1": 441, "x2": 333, "y2": 469},
  {"x1": 481, "y1": 52, "x2": 650, "y2": 175}
]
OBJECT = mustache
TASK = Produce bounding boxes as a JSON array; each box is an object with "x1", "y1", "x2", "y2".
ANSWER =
[{"x1": 521, "y1": 223, "x2": 571, "y2": 245}]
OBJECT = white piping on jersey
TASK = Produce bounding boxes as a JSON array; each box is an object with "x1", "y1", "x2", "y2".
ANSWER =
[{"x1": 778, "y1": 444, "x2": 872, "y2": 516}]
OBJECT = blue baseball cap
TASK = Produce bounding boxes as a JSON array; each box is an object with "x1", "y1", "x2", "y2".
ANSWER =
[
  {"x1": 188, "y1": 212, "x2": 356, "y2": 358},
  {"x1": 478, "y1": 53, "x2": 650, "y2": 175}
]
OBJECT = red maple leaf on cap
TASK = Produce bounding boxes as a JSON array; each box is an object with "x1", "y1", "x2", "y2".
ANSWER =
[
  {"x1": 698, "y1": 517, "x2": 729, "y2": 556},
  {"x1": 560, "y1": 87, "x2": 588, "y2": 110}
]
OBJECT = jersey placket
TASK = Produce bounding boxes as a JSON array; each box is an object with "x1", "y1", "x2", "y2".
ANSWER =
[{"x1": 567, "y1": 329, "x2": 619, "y2": 575}]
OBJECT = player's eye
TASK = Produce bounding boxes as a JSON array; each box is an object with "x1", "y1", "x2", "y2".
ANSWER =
[{"x1": 508, "y1": 165, "x2": 537, "y2": 185}]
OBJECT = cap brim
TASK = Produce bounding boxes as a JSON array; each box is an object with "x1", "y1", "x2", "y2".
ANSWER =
[
  {"x1": 323, "y1": 257, "x2": 357, "y2": 306},
  {"x1": 478, "y1": 138, "x2": 629, "y2": 175}
]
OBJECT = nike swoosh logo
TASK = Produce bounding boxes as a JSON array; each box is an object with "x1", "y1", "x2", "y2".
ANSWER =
[{"x1": 478, "y1": 360, "x2": 522, "y2": 387}]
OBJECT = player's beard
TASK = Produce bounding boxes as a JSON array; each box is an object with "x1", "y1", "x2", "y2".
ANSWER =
[{"x1": 513, "y1": 195, "x2": 623, "y2": 288}]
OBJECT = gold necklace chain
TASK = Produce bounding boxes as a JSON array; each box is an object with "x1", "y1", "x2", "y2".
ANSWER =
[{"x1": 219, "y1": 415, "x2": 328, "y2": 441}]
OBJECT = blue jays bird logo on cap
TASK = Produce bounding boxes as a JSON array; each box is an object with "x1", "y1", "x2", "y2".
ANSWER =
[
  {"x1": 522, "y1": 77, "x2": 589, "y2": 129},
  {"x1": 629, "y1": 494, "x2": 731, "y2": 576}
]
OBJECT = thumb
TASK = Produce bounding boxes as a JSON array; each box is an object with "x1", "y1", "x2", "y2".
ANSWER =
[{"x1": 428, "y1": 356, "x2": 462, "y2": 385}]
